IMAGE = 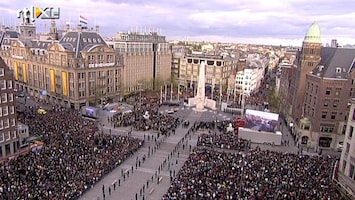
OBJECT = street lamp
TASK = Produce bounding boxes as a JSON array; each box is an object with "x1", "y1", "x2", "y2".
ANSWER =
[{"x1": 138, "y1": 83, "x2": 142, "y2": 104}]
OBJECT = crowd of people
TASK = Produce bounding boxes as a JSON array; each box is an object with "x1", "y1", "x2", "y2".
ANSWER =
[
  {"x1": 111, "y1": 94, "x2": 179, "y2": 135},
  {"x1": 197, "y1": 132, "x2": 249, "y2": 151},
  {"x1": 0, "y1": 107, "x2": 143, "y2": 199},
  {"x1": 163, "y1": 148, "x2": 343, "y2": 200}
]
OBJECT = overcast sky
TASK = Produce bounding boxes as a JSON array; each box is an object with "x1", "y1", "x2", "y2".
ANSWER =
[{"x1": 1, "y1": 0, "x2": 355, "y2": 46}]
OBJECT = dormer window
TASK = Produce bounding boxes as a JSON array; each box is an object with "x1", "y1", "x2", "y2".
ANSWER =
[
  {"x1": 336, "y1": 67, "x2": 341, "y2": 73},
  {"x1": 93, "y1": 38, "x2": 96, "y2": 43},
  {"x1": 83, "y1": 38, "x2": 87, "y2": 42},
  {"x1": 88, "y1": 38, "x2": 91, "y2": 43}
]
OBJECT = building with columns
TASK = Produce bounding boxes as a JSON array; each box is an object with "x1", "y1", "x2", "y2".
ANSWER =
[{"x1": 279, "y1": 22, "x2": 355, "y2": 150}]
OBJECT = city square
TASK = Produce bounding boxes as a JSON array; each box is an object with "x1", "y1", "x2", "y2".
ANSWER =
[{"x1": 0, "y1": 1, "x2": 354, "y2": 199}]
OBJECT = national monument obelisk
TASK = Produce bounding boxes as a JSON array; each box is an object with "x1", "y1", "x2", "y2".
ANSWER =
[{"x1": 195, "y1": 61, "x2": 206, "y2": 111}]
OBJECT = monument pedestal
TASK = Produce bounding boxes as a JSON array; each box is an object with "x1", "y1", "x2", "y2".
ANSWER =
[{"x1": 187, "y1": 61, "x2": 217, "y2": 112}]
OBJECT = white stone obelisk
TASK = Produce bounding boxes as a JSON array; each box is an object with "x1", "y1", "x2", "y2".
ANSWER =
[{"x1": 195, "y1": 61, "x2": 206, "y2": 111}]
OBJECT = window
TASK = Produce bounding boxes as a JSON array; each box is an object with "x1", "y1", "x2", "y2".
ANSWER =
[
  {"x1": 11, "y1": 118, "x2": 15, "y2": 126},
  {"x1": 333, "y1": 99, "x2": 340, "y2": 108},
  {"x1": 0, "y1": 133, "x2": 3, "y2": 142},
  {"x1": 346, "y1": 143, "x2": 350, "y2": 154},
  {"x1": 8, "y1": 93, "x2": 13, "y2": 102},
  {"x1": 349, "y1": 126, "x2": 353, "y2": 138},
  {"x1": 350, "y1": 164, "x2": 355, "y2": 180},
  {"x1": 331, "y1": 112, "x2": 337, "y2": 120},
  {"x1": 325, "y1": 87, "x2": 331, "y2": 95},
  {"x1": 324, "y1": 99, "x2": 330, "y2": 107},
  {"x1": 4, "y1": 131, "x2": 10, "y2": 141},
  {"x1": 0, "y1": 68, "x2": 4, "y2": 76},
  {"x1": 321, "y1": 111, "x2": 327, "y2": 119},
  {"x1": 0, "y1": 80, "x2": 5, "y2": 89},
  {"x1": 1, "y1": 93, "x2": 7, "y2": 103},
  {"x1": 0, "y1": 120, "x2": 2, "y2": 129},
  {"x1": 343, "y1": 160, "x2": 347, "y2": 172},
  {"x1": 7, "y1": 80, "x2": 12, "y2": 89},
  {"x1": 10, "y1": 106, "x2": 14, "y2": 114},
  {"x1": 12, "y1": 131, "x2": 16, "y2": 139},
  {"x1": 3, "y1": 106, "x2": 8, "y2": 116},
  {"x1": 4, "y1": 119, "x2": 9, "y2": 128}
]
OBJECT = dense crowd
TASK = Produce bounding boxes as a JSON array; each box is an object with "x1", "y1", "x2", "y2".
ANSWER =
[
  {"x1": 0, "y1": 107, "x2": 143, "y2": 200},
  {"x1": 163, "y1": 148, "x2": 343, "y2": 200},
  {"x1": 197, "y1": 132, "x2": 249, "y2": 151},
  {"x1": 111, "y1": 94, "x2": 179, "y2": 135}
]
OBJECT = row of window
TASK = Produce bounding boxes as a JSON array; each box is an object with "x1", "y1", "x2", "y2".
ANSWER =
[
  {"x1": 0, "y1": 80, "x2": 13, "y2": 90},
  {"x1": 0, "y1": 118, "x2": 16, "y2": 130},
  {"x1": 0, "y1": 105, "x2": 15, "y2": 117},
  {"x1": 321, "y1": 111, "x2": 339, "y2": 120},
  {"x1": 0, "y1": 130, "x2": 17, "y2": 143},
  {"x1": 0, "y1": 93, "x2": 14, "y2": 104}
]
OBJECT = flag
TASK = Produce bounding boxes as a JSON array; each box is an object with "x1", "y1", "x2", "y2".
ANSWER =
[{"x1": 79, "y1": 15, "x2": 88, "y2": 25}]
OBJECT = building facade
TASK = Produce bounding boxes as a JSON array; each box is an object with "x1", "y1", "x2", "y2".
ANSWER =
[
  {"x1": 235, "y1": 67, "x2": 264, "y2": 96},
  {"x1": 0, "y1": 57, "x2": 19, "y2": 159},
  {"x1": 107, "y1": 31, "x2": 172, "y2": 93},
  {"x1": 336, "y1": 97, "x2": 355, "y2": 199},
  {"x1": 178, "y1": 54, "x2": 238, "y2": 94},
  {"x1": 0, "y1": 21, "x2": 122, "y2": 109},
  {"x1": 279, "y1": 22, "x2": 355, "y2": 150}
]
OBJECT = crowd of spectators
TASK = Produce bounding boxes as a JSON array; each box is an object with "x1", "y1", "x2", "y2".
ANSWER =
[
  {"x1": 111, "y1": 94, "x2": 179, "y2": 135},
  {"x1": 163, "y1": 148, "x2": 343, "y2": 200},
  {"x1": 0, "y1": 107, "x2": 143, "y2": 200}
]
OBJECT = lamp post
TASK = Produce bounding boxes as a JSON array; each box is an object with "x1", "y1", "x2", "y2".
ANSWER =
[{"x1": 138, "y1": 82, "x2": 142, "y2": 104}]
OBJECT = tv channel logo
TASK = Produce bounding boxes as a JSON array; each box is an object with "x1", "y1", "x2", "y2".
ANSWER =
[{"x1": 17, "y1": 6, "x2": 60, "y2": 23}]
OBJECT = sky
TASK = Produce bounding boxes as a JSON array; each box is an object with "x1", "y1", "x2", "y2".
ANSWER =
[{"x1": 1, "y1": 0, "x2": 355, "y2": 46}]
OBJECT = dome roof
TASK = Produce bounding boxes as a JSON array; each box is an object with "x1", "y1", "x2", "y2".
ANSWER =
[{"x1": 304, "y1": 22, "x2": 322, "y2": 43}]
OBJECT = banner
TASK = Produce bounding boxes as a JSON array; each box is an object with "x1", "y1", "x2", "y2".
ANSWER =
[
  {"x1": 50, "y1": 69, "x2": 56, "y2": 92},
  {"x1": 22, "y1": 63, "x2": 27, "y2": 83},
  {"x1": 14, "y1": 61, "x2": 18, "y2": 80},
  {"x1": 61, "y1": 71, "x2": 68, "y2": 96}
]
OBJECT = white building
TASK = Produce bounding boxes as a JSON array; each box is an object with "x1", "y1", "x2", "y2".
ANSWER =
[
  {"x1": 336, "y1": 98, "x2": 355, "y2": 199},
  {"x1": 235, "y1": 67, "x2": 264, "y2": 96}
]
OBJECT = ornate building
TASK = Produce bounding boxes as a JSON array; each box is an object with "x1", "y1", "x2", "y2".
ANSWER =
[
  {"x1": 0, "y1": 20, "x2": 121, "y2": 109},
  {"x1": 279, "y1": 22, "x2": 355, "y2": 150}
]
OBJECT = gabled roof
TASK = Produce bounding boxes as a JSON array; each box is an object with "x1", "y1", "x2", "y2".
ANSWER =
[
  {"x1": 311, "y1": 47, "x2": 355, "y2": 79},
  {"x1": 0, "y1": 28, "x2": 19, "y2": 47},
  {"x1": 59, "y1": 30, "x2": 107, "y2": 58}
]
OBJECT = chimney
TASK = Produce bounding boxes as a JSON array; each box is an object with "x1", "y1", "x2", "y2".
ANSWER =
[{"x1": 95, "y1": 25, "x2": 99, "y2": 33}]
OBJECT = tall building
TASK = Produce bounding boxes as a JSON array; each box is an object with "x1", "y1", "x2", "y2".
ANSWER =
[
  {"x1": 107, "y1": 31, "x2": 172, "y2": 93},
  {"x1": 0, "y1": 57, "x2": 19, "y2": 159},
  {"x1": 279, "y1": 22, "x2": 355, "y2": 150},
  {"x1": 336, "y1": 97, "x2": 355, "y2": 199},
  {"x1": 0, "y1": 20, "x2": 121, "y2": 109}
]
